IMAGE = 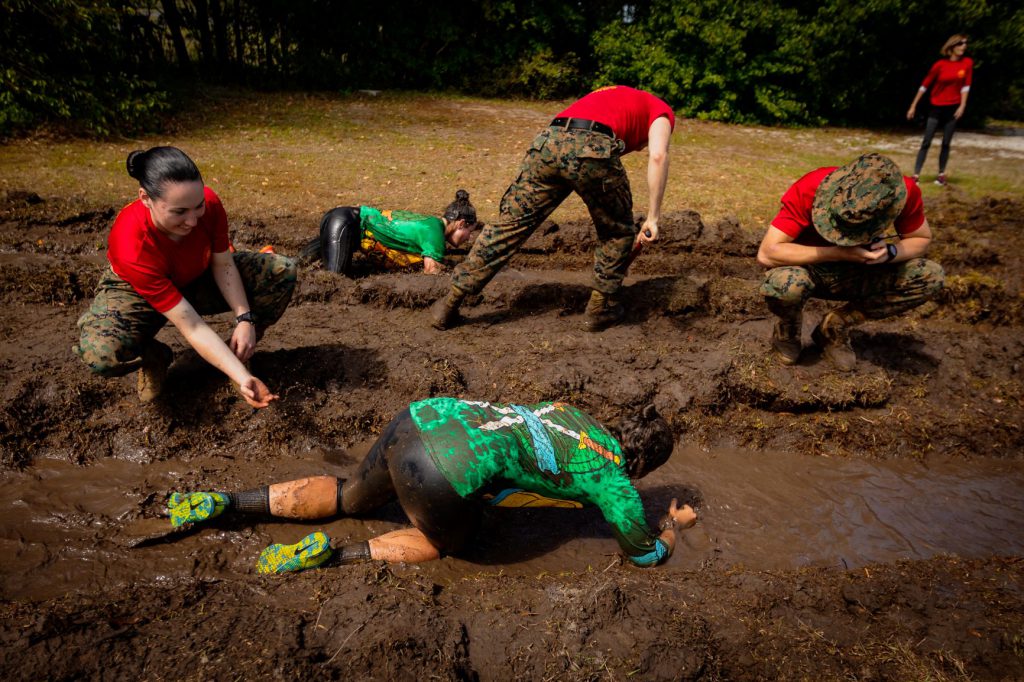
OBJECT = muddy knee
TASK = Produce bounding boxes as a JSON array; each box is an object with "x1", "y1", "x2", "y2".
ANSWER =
[
  {"x1": 914, "y1": 259, "x2": 945, "y2": 298},
  {"x1": 761, "y1": 266, "x2": 814, "y2": 308},
  {"x1": 74, "y1": 336, "x2": 139, "y2": 377},
  {"x1": 271, "y1": 255, "x2": 298, "y2": 284}
]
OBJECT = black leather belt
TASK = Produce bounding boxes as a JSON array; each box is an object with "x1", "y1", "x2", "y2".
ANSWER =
[{"x1": 550, "y1": 117, "x2": 614, "y2": 138}]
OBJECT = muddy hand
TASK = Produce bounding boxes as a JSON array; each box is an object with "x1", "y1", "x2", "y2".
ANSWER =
[
  {"x1": 240, "y1": 377, "x2": 278, "y2": 408},
  {"x1": 669, "y1": 498, "x2": 698, "y2": 529},
  {"x1": 229, "y1": 323, "x2": 257, "y2": 363}
]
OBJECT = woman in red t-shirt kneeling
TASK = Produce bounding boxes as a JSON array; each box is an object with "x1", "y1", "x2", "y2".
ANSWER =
[{"x1": 74, "y1": 146, "x2": 296, "y2": 407}]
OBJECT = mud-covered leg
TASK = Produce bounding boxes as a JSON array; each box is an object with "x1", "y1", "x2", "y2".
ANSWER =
[
  {"x1": 575, "y1": 154, "x2": 636, "y2": 331},
  {"x1": 367, "y1": 528, "x2": 441, "y2": 563},
  {"x1": 435, "y1": 131, "x2": 571, "y2": 329},
  {"x1": 760, "y1": 266, "x2": 814, "y2": 364},
  {"x1": 74, "y1": 270, "x2": 168, "y2": 378}
]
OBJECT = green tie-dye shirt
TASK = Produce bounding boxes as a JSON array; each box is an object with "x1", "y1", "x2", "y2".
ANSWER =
[
  {"x1": 409, "y1": 398, "x2": 668, "y2": 567},
  {"x1": 359, "y1": 206, "x2": 446, "y2": 261}
]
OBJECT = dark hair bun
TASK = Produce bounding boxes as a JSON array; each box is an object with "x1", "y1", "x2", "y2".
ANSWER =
[
  {"x1": 455, "y1": 189, "x2": 470, "y2": 202},
  {"x1": 641, "y1": 404, "x2": 659, "y2": 421},
  {"x1": 126, "y1": 150, "x2": 146, "y2": 179},
  {"x1": 123, "y1": 146, "x2": 201, "y2": 199}
]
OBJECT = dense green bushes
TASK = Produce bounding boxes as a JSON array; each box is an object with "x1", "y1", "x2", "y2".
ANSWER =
[
  {"x1": 1, "y1": 1, "x2": 169, "y2": 135},
  {"x1": 595, "y1": 0, "x2": 1024, "y2": 125},
  {"x1": 1, "y1": 0, "x2": 1021, "y2": 136}
]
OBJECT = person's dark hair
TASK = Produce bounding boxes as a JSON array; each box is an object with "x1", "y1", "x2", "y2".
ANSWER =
[
  {"x1": 126, "y1": 146, "x2": 202, "y2": 200},
  {"x1": 618, "y1": 404, "x2": 674, "y2": 479},
  {"x1": 443, "y1": 189, "x2": 477, "y2": 225}
]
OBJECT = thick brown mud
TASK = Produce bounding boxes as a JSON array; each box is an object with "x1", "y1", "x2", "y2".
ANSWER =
[{"x1": 1, "y1": 187, "x2": 1024, "y2": 680}]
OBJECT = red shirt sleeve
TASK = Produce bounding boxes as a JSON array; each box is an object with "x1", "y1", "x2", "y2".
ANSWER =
[
  {"x1": 963, "y1": 58, "x2": 973, "y2": 88},
  {"x1": 895, "y1": 179, "x2": 925, "y2": 235},
  {"x1": 770, "y1": 167, "x2": 836, "y2": 239}
]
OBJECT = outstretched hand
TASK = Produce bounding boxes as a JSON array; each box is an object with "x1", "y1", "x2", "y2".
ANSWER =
[
  {"x1": 669, "y1": 498, "x2": 698, "y2": 529},
  {"x1": 239, "y1": 376, "x2": 278, "y2": 408}
]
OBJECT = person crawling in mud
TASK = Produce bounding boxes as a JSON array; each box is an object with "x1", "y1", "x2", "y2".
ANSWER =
[
  {"x1": 168, "y1": 398, "x2": 698, "y2": 573},
  {"x1": 756, "y1": 152, "x2": 945, "y2": 371},
  {"x1": 430, "y1": 85, "x2": 674, "y2": 333},
  {"x1": 73, "y1": 146, "x2": 297, "y2": 406},
  {"x1": 301, "y1": 190, "x2": 479, "y2": 275}
]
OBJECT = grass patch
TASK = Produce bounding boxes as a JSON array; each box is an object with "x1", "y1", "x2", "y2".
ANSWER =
[{"x1": 1, "y1": 89, "x2": 1022, "y2": 234}]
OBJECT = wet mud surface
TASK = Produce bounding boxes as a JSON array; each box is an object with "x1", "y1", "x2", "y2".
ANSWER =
[{"x1": 1, "y1": 187, "x2": 1023, "y2": 679}]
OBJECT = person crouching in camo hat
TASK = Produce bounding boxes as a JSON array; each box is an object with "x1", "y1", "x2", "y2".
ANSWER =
[{"x1": 756, "y1": 153, "x2": 944, "y2": 371}]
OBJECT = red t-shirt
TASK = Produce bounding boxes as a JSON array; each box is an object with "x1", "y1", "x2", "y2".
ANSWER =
[
  {"x1": 107, "y1": 186, "x2": 230, "y2": 313},
  {"x1": 921, "y1": 57, "x2": 973, "y2": 107},
  {"x1": 557, "y1": 86, "x2": 675, "y2": 154},
  {"x1": 771, "y1": 167, "x2": 925, "y2": 247}
]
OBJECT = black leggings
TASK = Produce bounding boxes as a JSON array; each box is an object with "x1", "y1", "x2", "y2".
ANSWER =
[
  {"x1": 914, "y1": 104, "x2": 959, "y2": 175},
  {"x1": 318, "y1": 206, "x2": 361, "y2": 274},
  {"x1": 341, "y1": 409, "x2": 479, "y2": 555}
]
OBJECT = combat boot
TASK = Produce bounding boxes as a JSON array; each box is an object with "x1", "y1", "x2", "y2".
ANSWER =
[
  {"x1": 430, "y1": 289, "x2": 466, "y2": 330},
  {"x1": 137, "y1": 339, "x2": 173, "y2": 402},
  {"x1": 584, "y1": 290, "x2": 625, "y2": 332},
  {"x1": 811, "y1": 309, "x2": 864, "y2": 372},
  {"x1": 770, "y1": 313, "x2": 802, "y2": 365}
]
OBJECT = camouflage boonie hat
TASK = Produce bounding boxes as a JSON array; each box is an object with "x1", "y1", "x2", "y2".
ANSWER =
[{"x1": 812, "y1": 153, "x2": 907, "y2": 246}]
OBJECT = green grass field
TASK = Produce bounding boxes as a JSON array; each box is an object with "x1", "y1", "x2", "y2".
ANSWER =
[{"x1": 2, "y1": 89, "x2": 1021, "y2": 232}]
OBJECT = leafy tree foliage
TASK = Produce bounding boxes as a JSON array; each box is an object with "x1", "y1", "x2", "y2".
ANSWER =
[
  {"x1": 1, "y1": 0, "x2": 1021, "y2": 135},
  {"x1": 1, "y1": 0, "x2": 169, "y2": 136},
  {"x1": 593, "y1": 0, "x2": 1024, "y2": 125}
]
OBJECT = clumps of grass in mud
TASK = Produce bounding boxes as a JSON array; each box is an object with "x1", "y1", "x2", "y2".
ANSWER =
[
  {"x1": 426, "y1": 357, "x2": 466, "y2": 396},
  {"x1": 700, "y1": 275, "x2": 764, "y2": 321},
  {"x1": 0, "y1": 261, "x2": 102, "y2": 306},
  {"x1": 721, "y1": 349, "x2": 891, "y2": 413},
  {"x1": 0, "y1": 377, "x2": 118, "y2": 468},
  {"x1": 938, "y1": 272, "x2": 1024, "y2": 326}
]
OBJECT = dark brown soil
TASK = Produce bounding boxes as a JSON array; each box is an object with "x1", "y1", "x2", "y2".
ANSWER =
[{"x1": 1, "y1": 186, "x2": 1023, "y2": 680}]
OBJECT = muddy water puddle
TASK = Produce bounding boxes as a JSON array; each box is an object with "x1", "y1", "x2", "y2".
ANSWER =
[{"x1": 2, "y1": 446, "x2": 1022, "y2": 600}]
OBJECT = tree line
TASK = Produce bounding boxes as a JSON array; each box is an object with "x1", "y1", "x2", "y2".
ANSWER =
[{"x1": 1, "y1": 0, "x2": 1021, "y2": 136}]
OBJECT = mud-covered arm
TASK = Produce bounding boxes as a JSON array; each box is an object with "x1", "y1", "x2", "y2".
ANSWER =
[
  {"x1": 210, "y1": 250, "x2": 256, "y2": 362},
  {"x1": 163, "y1": 298, "x2": 277, "y2": 408},
  {"x1": 603, "y1": 495, "x2": 696, "y2": 567},
  {"x1": 757, "y1": 226, "x2": 890, "y2": 268},
  {"x1": 422, "y1": 257, "x2": 445, "y2": 274}
]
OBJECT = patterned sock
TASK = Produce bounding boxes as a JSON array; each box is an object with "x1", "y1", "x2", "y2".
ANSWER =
[{"x1": 229, "y1": 486, "x2": 270, "y2": 514}]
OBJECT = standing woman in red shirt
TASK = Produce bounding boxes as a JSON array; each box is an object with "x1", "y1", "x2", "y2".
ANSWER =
[
  {"x1": 74, "y1": 146, "x2": 297, "y2": 407},
  {"x1": 907, "y1": 34, "x2": 973, "y2": 186}
]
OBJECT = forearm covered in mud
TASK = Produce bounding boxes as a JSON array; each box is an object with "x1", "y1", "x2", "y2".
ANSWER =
[
  {"x1": 210, "y1": 250, "x2": 252, "y2": 318},
  {"x1": 164, "y1": 300, "x2": 252, "y2": 386},
  {"x1": 757, "y1": 239, "x2": 855, "y2": 267}
]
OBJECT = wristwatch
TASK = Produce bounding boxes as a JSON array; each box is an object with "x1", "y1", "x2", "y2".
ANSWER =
[
  {"x1": 235, "y1": 311, "x2": 256, "y2": 325},
  {"x1": 885, "y1": 243, "x2": 898, "y2": 263}
]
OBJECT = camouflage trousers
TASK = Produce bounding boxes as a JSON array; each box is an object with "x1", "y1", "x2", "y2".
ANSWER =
[
  {"x1": 451, "y1": 126, "x2": 637, "y2": 297},
  {"x1": 760, "y1": 258, "x2": 945, "y2": 320},
  {"x1": 75, "y1": 251, "x2": 297, "y2": 376}
]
